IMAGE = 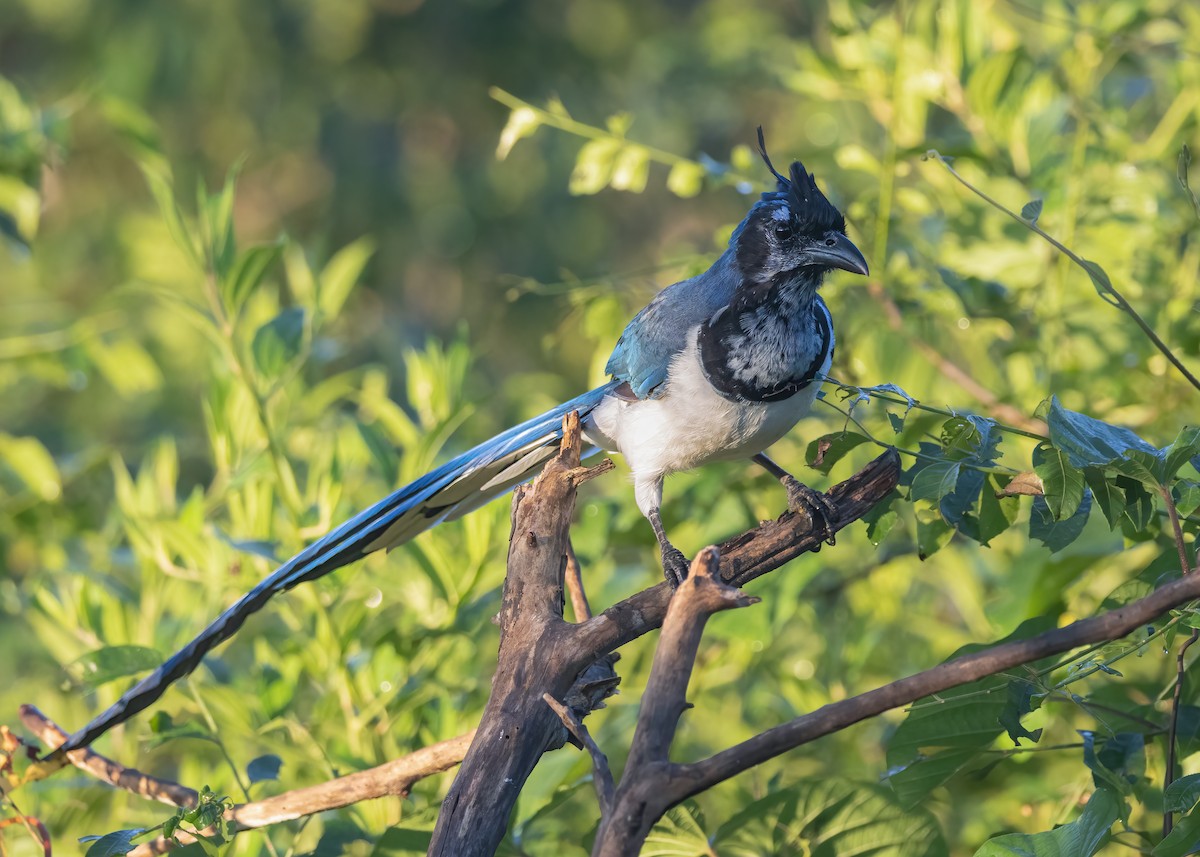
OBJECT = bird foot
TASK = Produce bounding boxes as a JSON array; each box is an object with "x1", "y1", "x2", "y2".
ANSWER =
[
  {"x1": 784, "y1": 477, "x2": 839, "y2": 546},
  {"x1": 661, "y1": 545, "x2": 690, "y2": 588}
]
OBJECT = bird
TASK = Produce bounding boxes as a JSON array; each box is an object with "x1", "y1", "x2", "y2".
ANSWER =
[{"x1": 55, "y1": 131, "x2": 867, "y2": 755}]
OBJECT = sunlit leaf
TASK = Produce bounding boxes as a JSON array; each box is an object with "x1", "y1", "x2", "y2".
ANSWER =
[
  {"x1": 319, "y1": 236, "x2": 375, "y2": 319},
  {"x1": 67, "y1": 645, "x2": 163, "y2": 691}
]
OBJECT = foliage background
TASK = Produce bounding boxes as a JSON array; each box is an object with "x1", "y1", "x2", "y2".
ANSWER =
[{"x1": 1, "y1": 0, "x2": 1199, "y2": 854}]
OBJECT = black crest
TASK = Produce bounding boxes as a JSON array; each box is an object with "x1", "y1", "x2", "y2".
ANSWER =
[{"x1": 755, "y1": 127, "x2": 846, "y2": 235}]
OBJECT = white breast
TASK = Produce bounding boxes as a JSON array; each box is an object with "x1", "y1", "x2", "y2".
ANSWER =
[{"x1": 585, "y1": 326, "x2": 827, "y2": 482}]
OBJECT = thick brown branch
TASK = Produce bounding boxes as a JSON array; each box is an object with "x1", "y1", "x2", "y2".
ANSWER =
[{"x1": 670, "y1": 567, "x2": 1200, "y2": 803}]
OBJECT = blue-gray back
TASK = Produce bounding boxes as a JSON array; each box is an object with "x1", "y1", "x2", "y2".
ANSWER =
[{"x1": 604, "y1": 249, "x2": 741, "y2": 399}]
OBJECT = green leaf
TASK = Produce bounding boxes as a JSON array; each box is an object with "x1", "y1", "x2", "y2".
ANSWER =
[
  {"x1": 1163, "y1": 426, "x2": 1200, "y2": 481},
  {"x1": 1080, "y1": 731, "x2": 1144, "y2": 797},
  {"x1": 861, "y1": 490, "x2": 901, "y2": 547},
  {"x1": 1021, "y1": 198, "x2": 1043, "y2": 224},
  {"x1": 369, "y1": 826, "x2": 433, "y2": 857},
  {"x1": 1084, "y1": 469, "x2": 1127, "y2": 530},
  {"x1": 1030, "y1": 491, "x2": 1093, "y2": 552},
  {"x1": 224, "y1": 240, "x2": 284, "y2": 315},
  {"x1": 1164, "y1": 774, "x2": 1200, "y2": 814},
  {"x1": 81, "y1": 829, "x2": 149, "y2": 857},
  {"x1": 246, "y1": 754, "x2": 282, "y2": 783},
  {"x1": 916, "y1": 512, "x2": 954, "y2": 560},
  {"x1": 1110, "y1": 448, "x2": 1165, "y2": 488},
  {"x1": 1079, "y1": 259, "x2": 1119, "y2": 303},
  {"x1": 140, "y1": 165, "x2": 200, "y2": 265},
  {"x1": 666, "y1": 161, "x2": 706, "y2": 198},
  {"x1": 911, "y1": 460, "x2": 961, "y2": 502},
  {"x1": 712, "y1": 778, "x2": 947, "y2": 857},
  {"x1": 806, "y1": 431, "x2": 871, "y2": 474},
  {"x1": 495, "y1": 106, "x2": 540, "y2": 160},
  {"x1": 67, "y1": 645, "x2": 163, "y2": 691},
  {"x1": 1159, "y1": 782, "x2": 1200, "y2": 853},
  {"x1": 1178, "y1": 143, "x2": 1200, "y2": 221},
  {"x1": 974, "y1": 786, "x2": 1119, "y2": 857},
  {"x1": 0, "y1": 433, "x2": 62, "y2": 500},
  {"x1": 1118, "y1": 477, "x2": 1156, "y2": 531},
  {"x1": 319, "y1": 236, "x2": 375, "y2": 319},
  {"x1": 1046, "y1": 397, "x2": 1158, "y2": 470},
  {"x1": 971, "y1": 475, "x2": 1019, "y2": 546},
  {"x1": 1034, "y1": 443, "x2": 1085, "y2": 520},
  {"x1": 251, "y1": 307, "x2": 306, "y2": 378},
  {"x1": 643, "y1": 801, "x2": 710, "y2": 855},
  {"x1": 609, "y1": 146, "x2": 650, "y2": 193},
  {"x1": 569, "y1": 137, "x2": 621, "y2": 195},
  {"x1": 1175, "y1": 481, "x2": 1200, "y2": 518},
  {"x1": 886, "y1": 617, "x2": 1055, "y2": 807}
]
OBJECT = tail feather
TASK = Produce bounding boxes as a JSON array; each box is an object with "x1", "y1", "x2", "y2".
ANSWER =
[{"x1": 58, "y1": 383, "x2": 618, "y2": 754}]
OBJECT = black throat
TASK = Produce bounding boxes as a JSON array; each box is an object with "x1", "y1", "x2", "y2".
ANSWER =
[{"x1": 697, "y1": 274, "x2": 832, "y2": 403}]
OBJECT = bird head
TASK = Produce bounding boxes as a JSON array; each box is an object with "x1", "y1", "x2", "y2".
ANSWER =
[{"x1": 731, "y1": 130, "x2": 868, "y2": 285}]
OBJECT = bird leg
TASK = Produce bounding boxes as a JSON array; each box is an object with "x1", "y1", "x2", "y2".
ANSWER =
[
  {"x1": 752, "y1": 452, "x2": 838, "y2": 546},
  {"x1": 647, "y1": 507, "x2": 690, "y2": 587}
]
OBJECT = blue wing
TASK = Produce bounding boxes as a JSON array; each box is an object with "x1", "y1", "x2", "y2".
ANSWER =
[
  {"x1": 605, "y1": 252, "x2": 740, "y2": 399},
  {"x1": 58, "y1": 382, "x2": 619, "y2": 754}
]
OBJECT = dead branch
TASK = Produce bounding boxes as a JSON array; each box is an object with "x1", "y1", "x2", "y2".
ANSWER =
[
  {"x1": 128, "y1": 731, "x2": 475, "y2": 857},
  {"x1": 19, "y1": 705, "x2": 196, "y2": 808}
]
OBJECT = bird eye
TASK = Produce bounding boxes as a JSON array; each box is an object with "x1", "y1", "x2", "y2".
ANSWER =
[{"x1": 772, "y1": 223, "x2": 794, "y2": 240}]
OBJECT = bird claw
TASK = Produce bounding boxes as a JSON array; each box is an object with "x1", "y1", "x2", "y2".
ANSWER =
[
  {"x1": 784, "y1": 477, "x2": 839, "y2": 546},
  {"x1": 661, "y1": 546, "x2": 690, "y2": 588}
]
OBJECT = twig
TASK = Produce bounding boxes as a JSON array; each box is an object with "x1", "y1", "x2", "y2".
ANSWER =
[
  {"x1": 128, "y1": 731, "x2": 475, "y2": 857},
  {"x1": 565, "y1": 541, "x2": 592, "y2": 621},
  {"x1": 543, "y1": 694, "x2": 613, "y2": 815},
  {"x1": 1160, "y1": 484, "x2": 1196, "y2": 837},
  {"x1": 1164, "y1": 630, "x2": 1199, "y2": 838},
  {"x1": 19, "y1": 705, "x2": 196, "y2": 808},
  {"x1": 926, "y1": 150, "x2": 1200, "y2": 395}
]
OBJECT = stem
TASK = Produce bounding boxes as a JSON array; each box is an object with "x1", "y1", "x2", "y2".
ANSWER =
[{"x1": 1161, "y1": 484, "x2": 1197, "y2": 837}]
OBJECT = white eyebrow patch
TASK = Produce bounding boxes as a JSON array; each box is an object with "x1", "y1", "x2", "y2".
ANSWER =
[{"x1": 771, "y1": 206, "x2": 791, "y2": 221}]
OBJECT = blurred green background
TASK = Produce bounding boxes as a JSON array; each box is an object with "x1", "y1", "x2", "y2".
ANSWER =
[{"x1": 2, "y1": 0, "x2": 1200, "y2": 854}]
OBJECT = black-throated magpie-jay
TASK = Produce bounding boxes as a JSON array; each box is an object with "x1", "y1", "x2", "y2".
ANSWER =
[{"x1": 58, "y1": 134, "x2": 867, "y2": 754}]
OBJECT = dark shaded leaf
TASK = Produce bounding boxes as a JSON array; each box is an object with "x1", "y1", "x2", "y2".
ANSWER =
[
  {"x1": 1000, "y1": 681, "x2": 1043, "y2": 745},
  {"x1": 246, "y1": 754, "x2": 282, "y2": 783},
  {"x1": 1030, "y1": 491, "x2": 1092, "y2": 552},
  {"x1": 252, "y1": 307, "x2": 306, "y2": 378},
  {"x1": 81, "y1": 829, "x2": 148, "y2": 857},
  {"x1": 1081, "y1": 731, "x2": 1144, "y2": 796},
  {"x1": 1085, "y1": 469, "x2": 1126, "y2": 530}
]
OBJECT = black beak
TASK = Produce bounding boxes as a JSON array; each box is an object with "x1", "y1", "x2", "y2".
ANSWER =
[{"x1": 812, "y1": 233, "x2": 869, "y2": 276}]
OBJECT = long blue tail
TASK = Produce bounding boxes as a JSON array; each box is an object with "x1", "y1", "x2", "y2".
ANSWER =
[{"x1": 58, "y1": 383, "x2": 618, "y2": 754}]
